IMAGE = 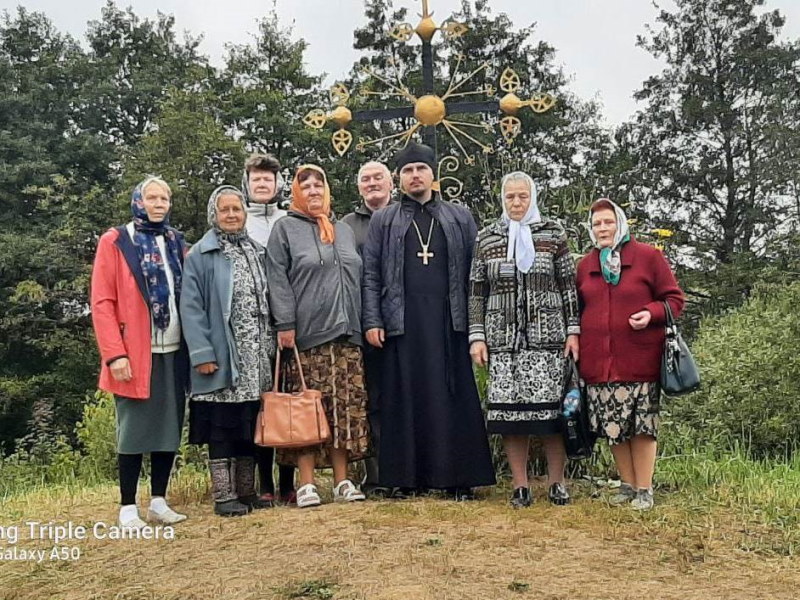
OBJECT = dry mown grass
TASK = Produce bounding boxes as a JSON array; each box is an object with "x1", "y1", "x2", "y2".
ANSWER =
[{"x1": 0, "y1": 478, "x2": 797, "y2": 600}]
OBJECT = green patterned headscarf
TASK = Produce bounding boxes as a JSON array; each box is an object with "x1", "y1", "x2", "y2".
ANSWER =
[{"x1": 588, "y1": 198, "x2": 630, "y2": 285}]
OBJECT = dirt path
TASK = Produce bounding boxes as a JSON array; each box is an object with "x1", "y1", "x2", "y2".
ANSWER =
[{"x1": 0, "y1": 484, "x2": 797, "y2": 600}]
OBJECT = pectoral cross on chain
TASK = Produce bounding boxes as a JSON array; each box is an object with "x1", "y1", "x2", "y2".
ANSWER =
[
  {"x1": 417, "y1": 245, "x2": 434, "y2": 265},
  {"x1": 412, "y1": 217, "x2": 436, "y2": 266}
]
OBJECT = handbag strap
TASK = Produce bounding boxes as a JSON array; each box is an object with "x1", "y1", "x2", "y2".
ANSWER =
[
  {"x1": 663, "y1": 300, "x2": 676, "y2": 328},
  {"x1": 271, "y1": 346, "x2": 308, "y2": 393},
  {"x1": 564, "y1": 357, "x2": 582, "y2": 394},
  {"x1": 569, "y1": 358, "x2": 580, "y2": 386}
]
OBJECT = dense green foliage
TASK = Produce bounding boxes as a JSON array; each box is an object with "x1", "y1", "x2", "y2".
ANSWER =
[{"x1": 666, "y1": 280, "x2": 800, "y2": 458}]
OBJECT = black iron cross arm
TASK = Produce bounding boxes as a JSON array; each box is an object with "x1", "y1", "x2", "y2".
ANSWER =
[
  {"x1": 443, "y1": 100, "x2": 500, "y2": 115},
  {"x1": 352, "y1": 106, "x2": 415, "y2": 122},
  {"x1": 352, "y1": 100, "x2": 500, "y2": 123}
]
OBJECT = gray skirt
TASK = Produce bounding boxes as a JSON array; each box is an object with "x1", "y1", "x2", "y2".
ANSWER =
[{"x1": 115, "y1": 352, "x2": 186, "y2": 454}]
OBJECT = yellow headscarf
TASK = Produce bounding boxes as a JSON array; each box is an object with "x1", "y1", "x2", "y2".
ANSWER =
[{"x1": 290, "y1": 164, "x2": 335, "y2": 244}]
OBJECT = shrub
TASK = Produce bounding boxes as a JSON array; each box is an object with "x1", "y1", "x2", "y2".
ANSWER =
[
  {"x1": 665, "y1": 281, "x2": 800, "y2": 458},
  {"x1": 75, "y1": 390, "x2": 118, "y2": 481}
]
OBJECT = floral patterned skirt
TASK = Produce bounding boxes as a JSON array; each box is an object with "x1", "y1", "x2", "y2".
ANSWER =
[
  {"x1": 586, "y1": 381, "x2": 660, "y2": 446},
  {"x1": 486, "y1": 349, "x2": 566, "y2": 436},
  {"x1": 277, "y1": 341, "x2": 370, "y2": 468}
]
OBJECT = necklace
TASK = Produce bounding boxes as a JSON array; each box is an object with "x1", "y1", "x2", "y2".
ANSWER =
[{"x1": 411, "y1": 217, "x2": 435, "y2": 265}]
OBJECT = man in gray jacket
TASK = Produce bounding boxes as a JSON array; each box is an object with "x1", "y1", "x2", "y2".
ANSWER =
[{"x1": 342, "y1": 161, "x2": 393, "y2": 497}]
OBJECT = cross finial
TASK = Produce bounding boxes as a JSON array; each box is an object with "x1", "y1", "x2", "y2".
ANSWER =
[{"x1": 420, "y1": 0, "x2": 431, "y2": 18}]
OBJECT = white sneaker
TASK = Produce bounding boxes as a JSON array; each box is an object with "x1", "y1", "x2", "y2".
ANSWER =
[
  {"x1": 147, "y1": 506, "x2": 187, "y2": 524},
  {"x1": 119, "y1": 514, "x2": 148, "y2": 530},
  {"x1": 333, "y1": 479, "x2": 366, "y2": 503},
  {"x1": 119, "y1": 504, "x2": 146, "y2": 529},
  {"x1": 296, "y1": 483, "x2": 322, "y2": 508}
]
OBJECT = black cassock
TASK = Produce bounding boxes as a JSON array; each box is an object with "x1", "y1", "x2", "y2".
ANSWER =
[{"x1": 379, "y1": 199, "x2": 496, "y2": 490}]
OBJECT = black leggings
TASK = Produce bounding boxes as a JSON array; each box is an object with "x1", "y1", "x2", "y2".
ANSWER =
[
  {"x1": 118, "y1": 452, "x2": 175, "y2": 506},
  {"x1": 255, "y1": 446, "x2": 295, "y2": 496}
]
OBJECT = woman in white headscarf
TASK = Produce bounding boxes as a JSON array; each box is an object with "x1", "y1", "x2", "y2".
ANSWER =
[{"x1": 468, "y1": 172, "x2": 580, "y2": 508}]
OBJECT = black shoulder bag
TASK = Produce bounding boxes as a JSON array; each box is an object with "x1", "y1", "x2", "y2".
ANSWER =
[
  {"x1": 561, "y1": 359, "x2": 597, "y2": 460},
  {"x1": 660, "y1": 301, "x2": 700, "y2": 396}
]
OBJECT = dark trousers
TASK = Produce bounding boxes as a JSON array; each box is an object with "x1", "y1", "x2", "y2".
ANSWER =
[{"x1": 255, "y1": 446, "x2": 296, "y2": 496}]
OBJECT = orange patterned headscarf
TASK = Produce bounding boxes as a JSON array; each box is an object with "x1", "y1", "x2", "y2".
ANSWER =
[{"x1": 290, "y1": 164, "x2": 335, "y2": 244}]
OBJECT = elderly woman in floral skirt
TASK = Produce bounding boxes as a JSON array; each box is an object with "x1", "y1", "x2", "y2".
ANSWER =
[
  {"x1": 576, "y1": 198, "x2": 684, "y2": 510},
  {"x1": 469, "y1": 171, "x2": 580, "y2": 508},
  {"x1": 266, "y1": 164, "x2": 369, "y2": 508}
]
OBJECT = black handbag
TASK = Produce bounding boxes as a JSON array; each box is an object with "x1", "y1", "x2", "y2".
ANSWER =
[
  {"x1": 561, "y1": 359, "x2": 597, "y2": 461},
  {"x1": 660, "y1": 301, "x2": 700, "y2": 396}
]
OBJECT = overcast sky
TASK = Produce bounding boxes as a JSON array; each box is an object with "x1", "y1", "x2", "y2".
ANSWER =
[{"x1": 3, "y1": 0, "x2": 799, "y2": 125}]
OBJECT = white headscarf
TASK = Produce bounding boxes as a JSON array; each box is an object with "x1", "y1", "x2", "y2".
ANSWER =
[
  {"x1": 501, "y1": 171, "x2": 541, "y2": 274},
  {"x1": 587, "y1": 198, "x2": 630, "y2": 285}
]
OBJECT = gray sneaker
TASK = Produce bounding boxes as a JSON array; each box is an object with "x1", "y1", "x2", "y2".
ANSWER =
[
  {"x1": 631, "y1": 488, "x2": 654, "y2": 511},
  {"x1": 608, "y1": 482, "x2": 636, "y2": 506}
]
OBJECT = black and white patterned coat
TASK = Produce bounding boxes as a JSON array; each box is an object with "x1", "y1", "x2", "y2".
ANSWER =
[{"x1": 468, "y1": 219, "x2": 580, "y2": 353}]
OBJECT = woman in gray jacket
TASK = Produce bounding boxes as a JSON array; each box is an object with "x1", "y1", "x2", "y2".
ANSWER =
[
  {"x1": 267, "y1": 164, "x2": 368, "y2": 509},
  {"x1": 181, "y1": 186, "x2": 276, "y2": 517}
]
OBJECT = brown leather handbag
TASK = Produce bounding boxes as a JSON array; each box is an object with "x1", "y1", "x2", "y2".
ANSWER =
[{"x1": 254, "y1": 347, "x2": 332, "y2": 448}]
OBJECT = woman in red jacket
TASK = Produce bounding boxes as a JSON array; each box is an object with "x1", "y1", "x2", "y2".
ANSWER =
[
  {"x1": 576, "y1": 199, "x2": 684, "y2": 510},
  {"x1": 91, "y1": 177, "x2": 189, "y2": 528}
]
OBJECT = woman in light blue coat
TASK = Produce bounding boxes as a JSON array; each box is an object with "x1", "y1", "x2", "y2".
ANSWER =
[{"x1": 181, "y1": 186, "x2": 276, "y2": 517}]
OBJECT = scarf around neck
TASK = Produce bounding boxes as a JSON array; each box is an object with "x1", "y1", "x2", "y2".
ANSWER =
[
  {"x1": 131, "y1": 180, "x2": 183, "y2": 333},
  {"x1": 206, "y1": 185, "x2": 269, "y2": 317},
  {"x1": 500, "y1": 172, "x2": 541, "y2": 274},
  {"x1": 588, "y1": 198, "x2": 630, "y2": 285}
]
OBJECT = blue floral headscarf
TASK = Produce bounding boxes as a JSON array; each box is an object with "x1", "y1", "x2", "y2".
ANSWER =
[{"x1": 131, "y1": 178, "x2": 183, "y2": 332}]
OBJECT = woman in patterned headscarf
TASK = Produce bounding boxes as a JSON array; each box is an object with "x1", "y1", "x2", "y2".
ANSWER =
[
  {"x1": 576, "y1": 198, "x2": 685, "y2": 511},
  {"x1": 468, "y1": 171, "x2": 580, "y2": 509},
  {"x1": 91, "y1": 176, "x2": 189, "y2": 529},
  {"x1": 180, "y1": 185, "x2": 276, "y2": 517},
  {"x1": 266, "y1": 164, "x2": 369, "y2": 509}
]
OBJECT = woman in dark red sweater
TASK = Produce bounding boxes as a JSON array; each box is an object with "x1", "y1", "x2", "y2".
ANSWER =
[{"x1": 576, "y1": 199, "x2": 684, "y2": 510}]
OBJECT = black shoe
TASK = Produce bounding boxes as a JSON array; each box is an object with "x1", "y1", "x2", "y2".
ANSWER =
[
  {"x1": 238, "y1": 494, "x2": 274, "y2": 510},
  {"x1": 548, "y1": 482, "x2": 571, "y2": 506},
  {"x1": 363, "y1": 485, "x2": 393, "y2": 499},
  {"x1": 510, "y1": 486, "x2": 532, "y2": 509},
  {"x1": 388, "y1": 487, "x2": 415, "y2": 500},
  {"x1": 449, "y1": 487, "x2": 476, "y2": 502},
  {"x1": 214, "y1": 499, "x2": 250, "y2": 517}
]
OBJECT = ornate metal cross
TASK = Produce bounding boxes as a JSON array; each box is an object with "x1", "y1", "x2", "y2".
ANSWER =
[{"x1": 304, "y1": 0, "x2": 556, "y2": 168}]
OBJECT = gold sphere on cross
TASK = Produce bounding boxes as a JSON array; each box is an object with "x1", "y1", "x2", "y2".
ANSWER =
[
  {"x1": 416, "y1": 17, "x2": 438, "y2": 41},
  {"x1": 414, "y1": 95, "x2": 447, "y2": 126},
  {"x1": 330, "y1": 105, "x2": 353, "y2": 128},
  {"x1": 500, "y1": 93, "x2": 522, "y2": 115}
]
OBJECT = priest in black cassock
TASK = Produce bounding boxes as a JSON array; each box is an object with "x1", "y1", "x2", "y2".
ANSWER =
[{"x1": 361, "y1": 142, "x2": 496, "y2": 499}]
